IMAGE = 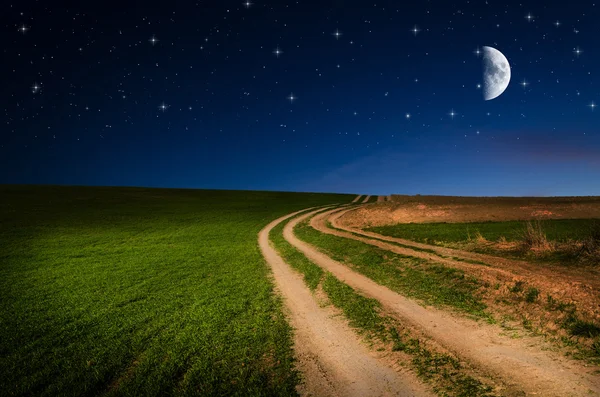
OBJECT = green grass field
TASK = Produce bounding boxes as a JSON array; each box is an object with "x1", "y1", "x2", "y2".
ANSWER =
[
  {"x1": 0, "y1": 185, "x2": 352, "y2": 396},
  {"x1": 368, "y1": 219, "x2": 598, "y2": 244},
  {"x1": 368, "y1": 219, "x2": 600, "y2": 265}
]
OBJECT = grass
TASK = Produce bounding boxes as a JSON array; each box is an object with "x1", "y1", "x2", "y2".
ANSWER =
[
  {"x1": 368, "y1": 219, "x2": 598, "y2": 244},
  {"x1": 368, "y1": 219, "x2": 600, "y2": 265},
  {"x1": 295, "y1": 220, "x2": 490, "y2": 319},
  {"x1": 0, "y1": 185, "x2": 352, "y2": 396},
  {"x1": 270, "y1": 215, "x2": 496, "y2": 396}
]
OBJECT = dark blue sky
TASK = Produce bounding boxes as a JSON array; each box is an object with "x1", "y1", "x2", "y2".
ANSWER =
[{"x1": 2, "y1": 0, "x2": 599, "y2": 195}]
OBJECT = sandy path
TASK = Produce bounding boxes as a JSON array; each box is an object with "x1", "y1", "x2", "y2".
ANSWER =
[
  {"x1": 361, "y1": 195, "x2": 371, "y2": 204},
  {"x1": 259, "y1": 208, "x2": 433, "y2": 397},
  {"x1": 330, "y1": 207, "x2": 600, "y2": 298},
  {"x1": 351, "y1": 195, "x2": 362, "y2": 203},
  {"x1": 285, "y1": 208, "x2": 600, "y2": 397},
  {"x1": 377, "y1": 196, "x2": 386, "y2": 203}
]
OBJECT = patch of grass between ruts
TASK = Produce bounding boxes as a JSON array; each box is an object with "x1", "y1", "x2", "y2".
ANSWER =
[
  {"x1": 297, "y1": 220, "x2": 489, "y2": 320},
  {"x1": 270, "y1": 215, "x2": 496, "y2": 396}
]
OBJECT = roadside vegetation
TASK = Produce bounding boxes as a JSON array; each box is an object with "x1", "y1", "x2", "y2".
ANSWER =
[
  {"x1": 270, "y1": 215, "x2": 497, "y2": 397},
  {"x1": 340, "y1": 216, "x2": 600, "y2": 364},
  {"x1": 368, "y1": 219, "x2": 600, "y2": 265},
  {"x1": 295, "y1": 220, "x2": 490, "y2": 320},
  {"x1": 0, "y1": 185, "x2": 351, "y2": 396}
]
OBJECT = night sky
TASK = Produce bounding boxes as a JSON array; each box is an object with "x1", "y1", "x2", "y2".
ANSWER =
[{"x1": 2, "y1": 1, "x2": 599, "y2": 196}]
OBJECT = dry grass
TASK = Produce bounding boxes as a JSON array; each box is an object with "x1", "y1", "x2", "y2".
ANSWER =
[{"x1": 519, "y1": 220, "x2": 554, "y2": 253}]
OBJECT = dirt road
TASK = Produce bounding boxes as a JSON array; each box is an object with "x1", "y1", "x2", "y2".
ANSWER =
[
  {"x1": 361, "y1": 195, "x2": 371, "y2": 203},
  {"x1": 351, "y1": 195, "x2": 362, "y2": 203},
  {"x1": 328, "y1": 206, "x2": 600, "y2": 311},
  {"x1": 285, "y1": 208, "x2": 600, "y2": 397},
  {"x1": 258, "y1": 208, "x2": 433, "y2": 397}
]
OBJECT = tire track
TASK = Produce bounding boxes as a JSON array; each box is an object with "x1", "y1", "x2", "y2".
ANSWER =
[
  {"x1": 284, "y1": 208, "x2": 600, "y2": 397},
  {"x1": 259, "y1": 208, "x2": 433, "y2": 397}
]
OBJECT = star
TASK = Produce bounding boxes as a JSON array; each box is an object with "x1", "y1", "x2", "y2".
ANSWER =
[
  {"x1": 525, "y1": 13, "x2": 534, "y2": 22},
  {"x1": 19, "y1": 24, "x2": 29, "y2": 34},
  {"x1": 590, "y1": 101, "x2": 597, "y2": 111},
  {"x1": 520, "y1": 79, "x2": 529, "y2": 88},
  {"x1": 243, "y1": 0, "x2": 253, "y2": 8},
  {"x1": 31, "y1": 83, "x2": 40, "y2": 93},
  {"x1": 149, "y1": 35, "x2": 159, "y2": 46},
  {"x1": 448, "y1": 109, "x2": 457, "y2": 119},
  {"x1": 405, "y1": 113, "x2": 411, "y2": 119},
  {"x1": 273, "y1": 47, "x2": 283, "y2": 58},
  {"x1": 554, "y1": 20, "x2": 561, "y2": 27},
  {"x1": 473, "y1": 47, "x2": 482, "y2": 57},
  {"x1": 332, "y1": 29, "x2": 342, "y2": 40},
  {"x1": 476, "y1": 83, "x2": 482, "y2": 89},
  {"x1": 411, "y1": 25, "x2": 420, "y2": 36},
  {"x1": 573, "y1": 47, "x2": 583, "y2": 57},
  {"x1": 158, "y1": 102, "x2": 169, "y2": 112},
  {"x1": 287, "y1": 93, "x2": 297, "y2": 103}
]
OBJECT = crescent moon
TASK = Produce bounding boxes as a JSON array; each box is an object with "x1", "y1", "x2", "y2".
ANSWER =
[{"x1": 482, "y1": 46, "x2": 511, "y2": 101}]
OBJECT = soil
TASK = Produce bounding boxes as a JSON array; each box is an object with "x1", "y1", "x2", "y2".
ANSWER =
[
  {"x1": 286, "y1": 208, "x2": 600, "y2": 397},
  {"x1": 258, "y1": 208, "x2": 434, "y2": 397},
  {"x1": 332, "y1": 205, "x2": 600, "y2": 325},
  {"x1": 342, "y1": 195, "x2": 600, "y2": 227}
]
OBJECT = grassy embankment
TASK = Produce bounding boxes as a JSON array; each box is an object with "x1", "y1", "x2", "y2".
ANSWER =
[
  {"x1": 0, "y1": 185, "x2": 351, "y2": 396},
  {"x1": 269, "y1": 214, "x2": 496, "y2": 397}
]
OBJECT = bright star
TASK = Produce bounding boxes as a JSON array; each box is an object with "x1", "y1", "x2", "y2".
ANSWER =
[
  {"x1": 521, "y1": 79, "x2": 529, "y2": 88},
  {"x1": 405, "y1": 113, "x2": 411, "y2": 119},
  {"x1": 448, "y1": 109, "x2": 457, "y2": 119},
  {"x1": 287, "y1": 93, "x2": 297, "y2": 103},
  {"x1": 411, "y1": 25, "x2": 420, "y2": 36},
  {"x1": 149, "y1": 35, "x2": 159, "y2": 46},
  {"x1": 273, "y1": 47, "x2": 283, "y2": 58},
  {"x1": 476, "y1": 83, "x2": 482, "y2": 89},
  {"x1": 158, "y1": 102, "x2": 169, "y2": 112},
  {"x1": 590, "y1": 101, "x2": 597, "y2": 111},
  {"x1": 573, "y1": 47, "x2": 583, "y2": 57},
  {"x1": 554, "y1": 20, "x2": 561, "y2": 27},
  {"x1": 525, "y1": 13, "x2": 534, "y2": 22},
  {"x1": 243, "y1": 0, "x2": 253, "y2": 8},
  {"x1": 473, "y1": 47, "x2": 482, "y2": 57},
  {"x1": 31, "y1": 83, "x2": 40, "y2": 93},
  {"x1": 332, "y1": 29, "x2": 342, "y2": 40},
  {"x1": 19, "y1": 24, "x2": 29, "y2": 34}
]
